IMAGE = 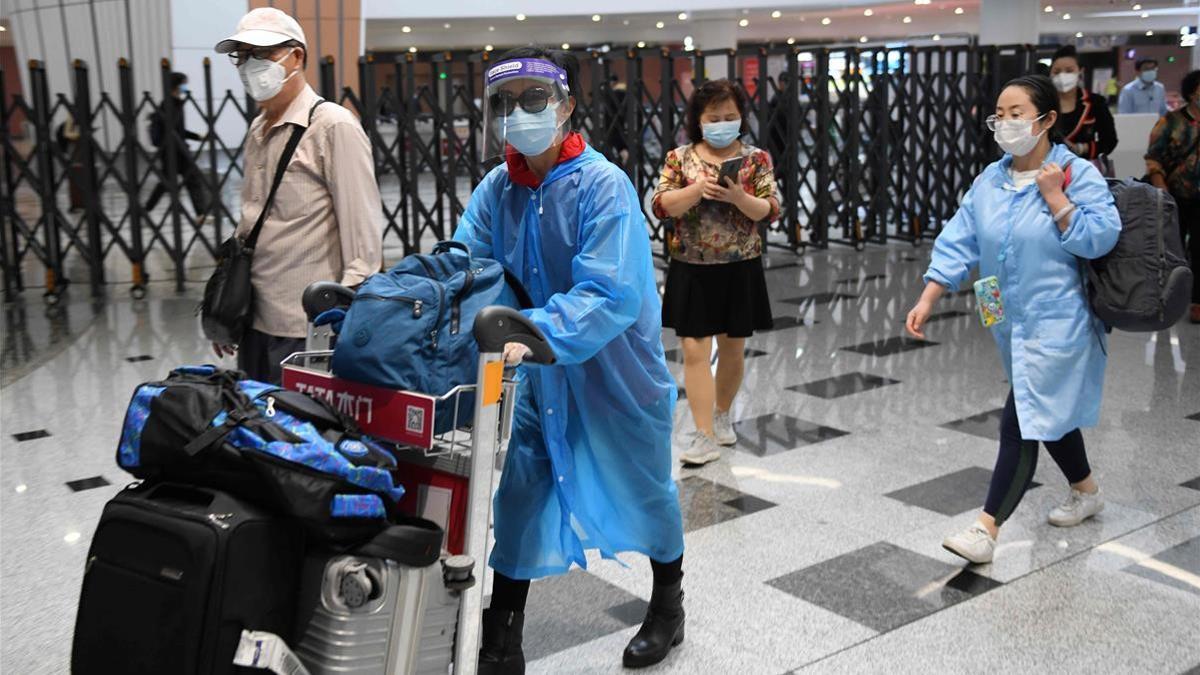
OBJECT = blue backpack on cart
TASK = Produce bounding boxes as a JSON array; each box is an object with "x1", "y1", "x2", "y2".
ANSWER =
[
  {"x1": 327, "y1": 241, "x2": 531, "y2": 433},
  {"x1": 116, "y1": 365, "x2": 441, "y2": 555}
]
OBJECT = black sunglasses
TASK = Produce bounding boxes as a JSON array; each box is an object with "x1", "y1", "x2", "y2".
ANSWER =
[
  {"x1": 227, "y1": 44, "x2": 294, "y2": 66},
  {"x1": 489, "y1": 87, "x2": 555, "y2": 116}
]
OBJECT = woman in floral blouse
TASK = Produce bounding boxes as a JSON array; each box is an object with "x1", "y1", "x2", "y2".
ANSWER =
[
  {"x1": 652, "y1": 79, "x2": 780, "y2": 466},
  {"x1": 1146, "y1": 69, "x2": 1200, "y2": 323}
]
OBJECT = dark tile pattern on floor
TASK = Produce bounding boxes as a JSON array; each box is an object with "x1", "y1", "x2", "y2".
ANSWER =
[
  {"x1": 841, "y1": 336, "x2": 939, "y2": 357},
  {"x1": 66, "y1": 476, "x2": 111, "y2": 492},
  {"x1": 762, "y1": 316, "x2": 819, "y2": 331},
  {"x1": 884, "y1": 466, "x2": 1041, "y2": 516},
  {"x1": 1187, "y1": 412, "x2": 1200, "y2": 422},
  {"x1": 766, "y1": 541, "x2": 1002, "y2": 633},
  {"x1": 787, "y1": 372, "x2": 901, "y2": 399},
  {"x1": 779, "y1": 292, "x2": 858, "y2": 306},
  {"x1": 605, "y1": 598, "x2": 649, "y2": 627},
  {"x1": 677, "y1": 475, "x2": 778, "y2": 532},
  {"x1": 1123, "y1": 536, "x2": 1200, "y2": 597},
  {"x1": 12, "y1": 429, "x2": 51, "y2": 442},
  {"x1": 733, "y1": 413, "x2": 850, "y2": 457},
  {"x1": 940, "y1": 408, "x2": 1005, "y2": 441},
  {"x1": 124, "y1": 355, "x2": 154, "y2": 362},
  {"x1": 521, "y1": 571, "x2": 645, "y2": 661},
  {"x1": 1180, "y1": 476, "x2": 1200, "y2": 492},
  {"x1": 836, "y1": 274, "x2": 887, "y2": 286}
]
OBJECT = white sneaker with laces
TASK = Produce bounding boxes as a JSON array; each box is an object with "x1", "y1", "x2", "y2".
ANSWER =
[
  {"x1": 680, "y1": 433, "x2": 721, "y2": 467},
  {"x1": 942, "y1": 523, "x2": 996, "y2": 564},
  {"x1": 712, "y1": 410, "x2": 737, "y2": 446},
  {"x1": 1048, "y1": 488, "x2": 1104, "y2": 527}
]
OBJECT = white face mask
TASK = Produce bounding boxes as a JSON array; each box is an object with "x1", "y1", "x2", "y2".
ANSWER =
[
  {"x1": 1052, "y1": 72, "x2": 1079, "y2": 93},
  {"x1": 238, "y1": 51, "x2": 296, "y2": 102},
  {"x1": 994, "y1": 114, "x2": 1047, "y2": 157}
]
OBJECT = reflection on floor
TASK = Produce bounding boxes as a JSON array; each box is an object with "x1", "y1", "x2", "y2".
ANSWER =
[{"x1": 2, "y1": 243, "x2": 1199, "y2": 674}]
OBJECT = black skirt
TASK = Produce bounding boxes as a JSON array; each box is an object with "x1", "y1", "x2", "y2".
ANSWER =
[{"x1": 662, "y1": 257, "x2": 773, "y2": 338}]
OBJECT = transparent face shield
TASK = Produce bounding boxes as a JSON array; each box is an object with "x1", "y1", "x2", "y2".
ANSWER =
[{"x1": 482, "y1": 58, "x2": 573, "y2": 164}]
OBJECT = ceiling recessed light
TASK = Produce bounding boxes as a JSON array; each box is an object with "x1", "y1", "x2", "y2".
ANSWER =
[
  {"x1": 637, "y1": 40, "x2": 646, "y2": 48},
  {"x1": 1062, "y1": 13, "x2": 1071, "y2": 20},
  {"x1": 0, "y1": 26, "x2": 7, "y2": 32},
  {"x1": 516, "y1": 13, "x2": 526, "y2": 21},
  {"x1": 739, "y1": 18, "x2": 749, "y2": 27},
  {"x1": 592, "y1": 14, "x2": 602, "y2": 22},
  {"x1": 684, "y1": 35, "x2": 693, "y2": 44},
  {"x1": 903, "y1": 15, "x2": 913, "y2": 23},
  {"x1": 915, "y1": 0, "x2": 931, "y2": 5},
  {"x1": 562, "y1": 42, "x2": 571, "y2": 49},
  {"x1": 859, "y1": 36, "x2": 869, "y2": 43},
  {"x1": 623, "y1": 19, "x2": 630, "y2": 26},
  {"x1": 409, "y1": 47, "x2": 418, "y2": 53},
  {"x1": 443, "y1": 23, "x2": 451, "y2": 29},
  {"x1": 932, "y1": 33, "x2": 941, "y2": 40},
  {"x1": 954, "y1": 7, "x2": 964, "y2": 14},
  {"x1": 678, "y1": 12, "x2": 688, "y2": 20},
  {"x1": 822, "y1": 17, "x2": 832, "y2": 25},
  {"x1": 485, "y1": 44, "x2": 494, "y2": 51},
  {"x1": 864, "y1": 8, "x2": 874, "y2": 17},
  {"x1": 1075, "y1": 31, "x2": 1083, "y2": 38},
  {"x1": 1132, "y1": 3, "x2": 1142, "y2": 10},
  {"x1": 656, "y1": 21, "x2": 665, "y2": 29},
  {"x1": 488, "y1": 25, "x2": 495, "y2": 31},
  {"x1": 787, "y1": 37, "x2": 796, "y2": 44},
  {"x1": 1044, "y1": 5, "x2": 1054, "y2": 12},
  {"x1": 1145, "y1": 29, "x2": 1154, "y2": 36},
  {"x1": 1141, "y1": 11, "x2": 1149, "y2": 18},
  {"x1": 401, "y1": 25, "x2": 412, "y2": 33},
  {"x1": 772, "y1": 10, "x2": 782, "y2": 19}
]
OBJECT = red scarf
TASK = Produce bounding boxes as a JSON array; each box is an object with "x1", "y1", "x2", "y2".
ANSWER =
[{"x1": 506, "y1": 132, "x2": 586, "y2": 188}]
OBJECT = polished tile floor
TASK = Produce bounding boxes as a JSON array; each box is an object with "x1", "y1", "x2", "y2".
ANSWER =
[{"x1": 2, "y1": 243, "x2": 1199, "y2": 674}]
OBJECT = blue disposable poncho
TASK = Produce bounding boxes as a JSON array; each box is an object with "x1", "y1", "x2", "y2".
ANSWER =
[
  {"x1": 454, "y1": 144, "x2": 685, "y2": 579},
  {"x1": 925, "y1": 144, "x2": 1122, "y2": 441}
]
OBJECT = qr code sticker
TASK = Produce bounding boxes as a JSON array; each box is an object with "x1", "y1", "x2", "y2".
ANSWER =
[{"x1": 406, "y1": 405, "x2": 426, "y2": 434}]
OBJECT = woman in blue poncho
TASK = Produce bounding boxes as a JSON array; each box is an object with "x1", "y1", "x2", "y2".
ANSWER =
[{"x1": 453, "y1": 46, "x2": 687, "y2": 672}]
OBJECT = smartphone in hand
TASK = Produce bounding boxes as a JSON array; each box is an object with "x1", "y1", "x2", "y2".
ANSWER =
[{"x1": 717, "y1": 157, "x2": 743, "y2": 187}]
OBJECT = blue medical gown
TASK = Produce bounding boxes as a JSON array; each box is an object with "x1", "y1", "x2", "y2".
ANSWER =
[
  {"x1": 453, "y1": 146, "x2": 685, "y2": 579},
  {"x1": 925, "y1": 144, "x2": 1122, "y2": 441}
]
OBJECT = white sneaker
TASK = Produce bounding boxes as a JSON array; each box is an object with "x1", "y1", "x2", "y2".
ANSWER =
[
  {"x1": 1048, "y1": 488, "x2": 1104, "y2": 527},
  {"x1": 942, "y1": 523, "x2": 996, "y2": 564},
  {"x1": 712, "y1": 410, "x2": 737, "y2": 446},
  {"x1": 680, "y1": 433, "x2": 721, "y2": 467}
]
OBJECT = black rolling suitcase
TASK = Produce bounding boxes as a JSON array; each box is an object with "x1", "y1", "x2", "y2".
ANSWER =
[{"x1": 71, "y1": 481, "x2": 304, "y2": 675}]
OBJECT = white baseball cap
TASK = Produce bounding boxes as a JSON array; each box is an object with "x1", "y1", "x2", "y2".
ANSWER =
[{"x1": 215, "y1": 7, "x2": 307, "y2": 54}]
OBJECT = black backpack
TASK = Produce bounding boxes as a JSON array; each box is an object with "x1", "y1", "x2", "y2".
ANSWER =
[{"x1": 1081, "y1": 178, "x2": 1192, "y2": 332}]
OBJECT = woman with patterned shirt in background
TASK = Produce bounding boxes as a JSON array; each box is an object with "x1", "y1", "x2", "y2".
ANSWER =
[
  {"x1": 652, "y1": 79, "x2": 780, "y2": 467},
  {"x1": 1146, "y1": 70, "x2": 1200, "y2": 324}
]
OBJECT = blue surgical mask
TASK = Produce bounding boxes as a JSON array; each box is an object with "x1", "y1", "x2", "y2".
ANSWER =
[
  {"x1": 702, "y1": 120, "x2": 742, "y2": 149},
  {"x1": 503, "y1": 103, "x2": 561, "y2": 156},
  {"x1": 1140, "y1": 69, "x2": 1157, "y2": 84},
  {"x1": 178, "y1": 85, "x2": 190, "y2": 96}
]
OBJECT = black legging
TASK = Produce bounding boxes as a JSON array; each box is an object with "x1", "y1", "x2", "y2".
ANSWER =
[
  {"x1": 1177, "y1": 197, "x2": 1200, "y2": 303},
  {"x1": 983, "y1": 390, "x2": 1092, "y2": 526},
  {"x1": 490, "y1": 555, "x2": 684, "y2": 613}
]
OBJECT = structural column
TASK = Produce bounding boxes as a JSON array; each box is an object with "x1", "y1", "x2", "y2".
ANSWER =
[{"x1": 979, "y1": 0, "x2": 1040, "y2": 45}]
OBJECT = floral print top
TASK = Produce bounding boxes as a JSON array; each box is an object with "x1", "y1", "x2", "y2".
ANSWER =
[
  {"x1": 1145, "y1": 106, "x2": 1200, "y2": 201},
  {"x1": 652, "y1": 143, "x2": 780, "y2": 264}
]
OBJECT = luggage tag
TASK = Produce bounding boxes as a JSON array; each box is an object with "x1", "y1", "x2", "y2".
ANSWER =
[{"x1": 973, "y1": 276, "x2": 1005, "y2": 328}]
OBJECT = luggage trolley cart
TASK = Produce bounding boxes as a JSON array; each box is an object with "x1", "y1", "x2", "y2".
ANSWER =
[{"x1": 280, "y1": 282, "x2": 555, "y2": 675}]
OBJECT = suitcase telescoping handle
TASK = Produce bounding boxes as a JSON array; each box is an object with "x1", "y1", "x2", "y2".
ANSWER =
[
  {"x1": 302, "y1": 281, "x2": 355, "y2": 323},
  {"x1": 473, "y1": 306, "x2": 555, "y2": 364}
]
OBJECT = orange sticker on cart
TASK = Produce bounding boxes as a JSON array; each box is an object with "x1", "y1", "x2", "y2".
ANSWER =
[{"x1": 483, "y1": 360, "x2": 504, "y2": 406}]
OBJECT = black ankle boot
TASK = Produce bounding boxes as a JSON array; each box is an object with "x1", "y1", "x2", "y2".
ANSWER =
[
  {"x1": 478, "y1": 608, "x2": 525, "y2": 675},
  {"x1": 622, "y1": 581, "x2": 685, "y2": 668}
]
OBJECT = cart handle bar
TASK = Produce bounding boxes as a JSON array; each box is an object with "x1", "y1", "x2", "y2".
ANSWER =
[
  {"x1": 302, "y1": 281, "x2": 355, "y2": 321},
  {"x1": 474, "y1": 306, "x2": 555, "y2": 365}
]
